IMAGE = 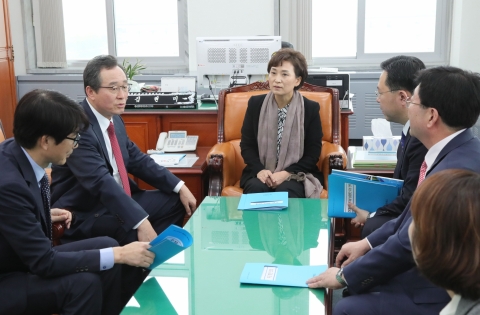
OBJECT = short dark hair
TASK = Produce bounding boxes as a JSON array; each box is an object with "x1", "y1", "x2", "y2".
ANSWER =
[
  {"x1": 83, "y1": 55, "x2": 123, "y2": 94},
  {"x1": 13, "y1": 89, "x2": 89, "y2": 149},
  {"x1": 380, "y1": 55, "x2": 426, "y2": 94},
  {"x1": 267, "y1": 48, "x2": 308, "y2": 90},
  {"x1": 411, "y1": 169, "x2": 480, "y2": 300},
  {"x1": 415, "y1": 66, "x2": 480, "y2": 129}
]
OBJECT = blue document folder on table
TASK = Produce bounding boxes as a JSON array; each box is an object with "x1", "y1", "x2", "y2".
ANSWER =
[
  {"x1": 240, "y1": 263, "x2": 327, "y2": 287},
  {"x1": 238, "y1": 192, "x2": 288, "y2": 211},
  {"x1": 148, "y1": 225, "x2": 193, "y2": 269},
  {"x1": 328, "y1": 169, "x2": 403, "y2": 218}
]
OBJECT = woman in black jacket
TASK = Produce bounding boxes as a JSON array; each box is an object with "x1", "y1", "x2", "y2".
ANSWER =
[{"x1": 240, "y1": 49, "x2": 323, "y2": 198}]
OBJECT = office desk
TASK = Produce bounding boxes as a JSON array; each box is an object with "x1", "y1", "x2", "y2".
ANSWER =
[{"x1": 122, "y1": 197, "x2": 334, "y2": 315}]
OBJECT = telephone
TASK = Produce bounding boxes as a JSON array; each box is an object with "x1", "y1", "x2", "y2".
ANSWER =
[{"x1": 148, "y1": 131, "x2": 198, "y2": 154}]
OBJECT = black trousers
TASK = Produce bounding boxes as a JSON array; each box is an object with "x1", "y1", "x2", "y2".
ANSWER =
[
  {"x1": 243, "y1": 177, "x2": 305, "y2": 198},
  {"x1": 16, "y1": 237, "x2": 122, "y2": 315},
  {"x1": 88, "y1": 189, "x2": 186, "y2": 304},
  {"x1": 361, "y1": 214, "x2": 398, "y2": 239},
  {"x1": 89, "y1": 189, "x2": 186, "y2": 245}
]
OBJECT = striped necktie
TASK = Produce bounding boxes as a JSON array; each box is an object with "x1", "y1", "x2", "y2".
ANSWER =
[
  {"x1": 40, "y1": 174, "x2": 52, "y2": 242},
  {"x1": 417, "y1": 160, "x2": 427, "y2": 186}
]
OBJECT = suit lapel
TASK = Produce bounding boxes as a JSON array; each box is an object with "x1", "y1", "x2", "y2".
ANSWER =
[
  {"x1": 113, "y1": 115, "x2": 129, "y2": 167},
  {"x1": 12, "y1": 142, "x2": 49, "y2": 234},
  {"x1": 428, "y1": 129, "x2": 474, "y2": 176},
  {"x1": 393, "y1": 131, "x2": 411, "y2": 178},
  {"x1": 81, "y1": 99, "x2": 111, "y2": 164}
]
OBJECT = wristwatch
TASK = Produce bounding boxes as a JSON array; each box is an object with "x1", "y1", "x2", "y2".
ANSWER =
[{"x1": 336, "y1": 268, "x2": 347, "y2": 287}]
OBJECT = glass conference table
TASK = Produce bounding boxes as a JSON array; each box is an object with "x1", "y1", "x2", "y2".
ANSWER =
[{"x1": 122, "y1": 197, "x2": 334, "y2": 315}]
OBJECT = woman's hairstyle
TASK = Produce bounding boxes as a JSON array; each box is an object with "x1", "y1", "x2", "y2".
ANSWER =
[
  {"x1": 267, "y1": 48, "x2": 308, "y2": 90},
  {"x1": 410, "y1": 169, "x2": 480, "y2": 300}
]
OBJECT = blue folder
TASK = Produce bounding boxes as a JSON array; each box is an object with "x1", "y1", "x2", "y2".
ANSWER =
[
  {"x1": 328, "y1": 170, "x2": 403, "y2": 218},
  {"x1": 148, "y1": 225, "x2": 193, "y2": 269},
  {"x1": 240, "y1": 263, "x2": 327, "y2": 287},
  {"x1": 238, "y1": 192, "x2": 288, "y2": 211}
]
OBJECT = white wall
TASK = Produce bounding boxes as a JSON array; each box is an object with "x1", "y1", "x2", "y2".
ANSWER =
[{"x1": 449, "y1": 0, "x2": 480, "y2": 72}]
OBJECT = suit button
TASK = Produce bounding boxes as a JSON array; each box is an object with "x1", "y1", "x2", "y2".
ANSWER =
[{"x1": 94, "y1": 214, "x2": 99, "y2": 218}]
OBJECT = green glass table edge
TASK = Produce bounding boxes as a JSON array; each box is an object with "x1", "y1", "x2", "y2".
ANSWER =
[{"x1": 122, "y1": 196, "x2": 330, "y2": 315}]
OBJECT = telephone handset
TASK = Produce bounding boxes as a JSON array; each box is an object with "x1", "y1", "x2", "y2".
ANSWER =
[{"x1": 148, "y1": 131, "x2": 198, "y2": 154}]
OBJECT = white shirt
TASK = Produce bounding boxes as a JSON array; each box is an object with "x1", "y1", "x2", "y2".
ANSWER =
[
  {"x1": 87, "y1": 99, "x2": 184, "y2": 193},
  {"x1": 365, "y1": 128, "x2": 467, "y2": 249},
  {"x1": 86, "y1": 100, "x2": 185, "y2": 229},
  {"x1": 440, "y1": 294, "x2": 461, "y2": 315},
  {"x1": 87, "y1": 99, "x2": 123, "y2": 188},
  {"x1": 402, "y1": 120, "x2": 410, "y2": 137}
]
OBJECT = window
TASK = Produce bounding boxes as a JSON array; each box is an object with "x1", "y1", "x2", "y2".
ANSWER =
[
  {"x1": 310, "y1": 0, "x2": 451, "y2": 68},
  {"x1": 29, "y1": 0, "x2": 188, "y2": 72},
  {"x1": 62, "y1": 0, "x2": 109, "y2": 60}
]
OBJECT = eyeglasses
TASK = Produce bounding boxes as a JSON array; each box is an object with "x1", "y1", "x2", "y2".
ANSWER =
[
  {"x1": 99, "y1": 85, "x2": 129, "y2": 94},
  {"x1": 405, "y1": 97, "x2": 424, "y2": 108},
  {"x1": 375, "y1": 89, "x2": 400, "y2": 97},
  {"x1": 65, "y1": 133, "x2": 81, "y2": 147}
]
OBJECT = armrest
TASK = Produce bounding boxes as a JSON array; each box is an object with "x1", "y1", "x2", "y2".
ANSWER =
[
  {"x1": 320, "y1": 142, "x2": 348, "y2": 191},
  {"x1": 206, "y1": 142, "x2": 237, "y2": 196}
]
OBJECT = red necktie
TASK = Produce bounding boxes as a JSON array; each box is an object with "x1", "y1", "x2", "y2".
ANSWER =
[
  {"x1": 107, "y1": 122, "x2": 131, "y2": 196},
  {"x1": 417, "y1": 160, "x2": 427, "y2": 186}
]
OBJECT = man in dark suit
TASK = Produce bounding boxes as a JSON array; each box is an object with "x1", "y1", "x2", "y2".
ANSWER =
[
  {"x1": 306, "y1": 66, "x2": 480, "y2": 315},
  {"x1": 51, "y1": 55, "x2": 196, "y2": 247},
  {"x1": 349, "y1": 56, "x2": 428, "y2": 238},
  {"x1": 0, "y1": 89, "x2": 155, "y2": 315}
]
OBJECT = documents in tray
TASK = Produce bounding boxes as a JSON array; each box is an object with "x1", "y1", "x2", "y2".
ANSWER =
[
  {"x1": 240, "y1": 263, "x2": 327, "y2": 287},
  {"x1": 238, "y1": 192, "x2": 288, "y2": 211},
  {"x1": 148, "y1": 225, "x2": 193, "y2": 269},
  {"x1": 328, "y1": 169, "x2": 403, "y2": 218},
  {"x1": 353, "y1": 150, "x2": 397, "y2": 169}
]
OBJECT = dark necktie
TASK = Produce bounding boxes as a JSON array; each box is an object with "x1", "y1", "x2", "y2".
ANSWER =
[
  {"x1": 417, "y1": 160, "x2": 427, "y2": 186},
  {"x1": 107, "y1": 122, "x2": 131, "y2": 196},
  {"x1": 400, "y1": 131, "x2": 406, "y2": 150},
  {"x1": 40, "y1": 174, "x2": 52, "y2": 242}
]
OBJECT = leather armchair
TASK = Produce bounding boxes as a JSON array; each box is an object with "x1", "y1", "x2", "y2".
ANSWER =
[{"x1": 206, "y1": 81, "x2": 347, "y2": 198}]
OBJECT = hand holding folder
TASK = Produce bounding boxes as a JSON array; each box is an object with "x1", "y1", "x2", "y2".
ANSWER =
[
  {"x1": 148, "y1": 225, "x2": 193, "y2": 269},
  {"x1": 328, "y1": 170, "x2": 403, "y2": 218}
]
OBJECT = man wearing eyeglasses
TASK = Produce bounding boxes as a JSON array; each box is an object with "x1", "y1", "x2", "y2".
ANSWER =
[
  {"x1": 50, "y1": 55, "x2": 196, "y2": 299},
  {"x1": 0, "y1": 89, "x2": 156, "y2": 315},
  {"x1": 348, "y1": 56, "x2": 428, "y2": 238},
  {"x1": 307, "y1": 66, "x2": 480, "y2": 315}
]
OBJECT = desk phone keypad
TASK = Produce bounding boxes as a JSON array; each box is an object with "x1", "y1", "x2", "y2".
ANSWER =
[
  {"x1": 167, "y1": 139, "x2": 185, "y2": 146},
  {"x1": 186, "y1": 136, "x2": 197, "y2": 145}
]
